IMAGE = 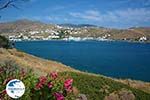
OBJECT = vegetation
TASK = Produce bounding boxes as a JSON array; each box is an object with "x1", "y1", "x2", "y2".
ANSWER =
[
  {"x1": 0, "y1": 60, "x2": 36, "y2": 99},
  {"x1": 0, "y1": 61, "x2": 150, "y2": 100},
  {"x1": 57, "y1": 30, "x2": 70, "y2": 39},
  {"x1": 0, "y1": 35, "x2": 12, "y2": 49},
  {"x1": 0, "y1": 49, "x2": 150, "y2": 99},
  {"x1": 0, "y1": 48, "x2": 74, "y2": 76},
  {"x1": 0, "y1": 57, "x2": 150, "y2": 100},
  {"x1": 0, "y1": 61, "x2": 75, "y2": 100},
  {"x1": 61, "y1": 72, "x2": 150, "y2": 100}
]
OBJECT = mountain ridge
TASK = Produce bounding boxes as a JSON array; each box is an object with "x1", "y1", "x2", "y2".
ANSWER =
[{"x1": 1, "y1": 19, "x2": 149, "y2": 29}]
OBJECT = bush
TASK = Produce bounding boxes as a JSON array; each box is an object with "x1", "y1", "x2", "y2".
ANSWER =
[
  {"x1": 0, "y1": 35, "x2": 12, "y2": 49},
  {"x1": 32, "y1": 72, "x2": 75, "y2": 100},
  {"x1": 60, "y1": 72, "x2": 150, "y2": 100},
  {"x1": 0, "y1": 61, "x2": 74, "y2": 100},
  {"x1": 0, "y1": 61, "x2": 36, "y2": 100}
]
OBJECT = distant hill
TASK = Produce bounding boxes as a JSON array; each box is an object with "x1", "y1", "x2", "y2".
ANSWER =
[
  {"x1": 59, "y1": 23, "x2": 98, "y2": 28},
  {"x1": 0, "y1": 19, "x2": 55, "y2": 34},
  {"x1": 0, "y1": 19, "x2": 150, "y2": 42}
]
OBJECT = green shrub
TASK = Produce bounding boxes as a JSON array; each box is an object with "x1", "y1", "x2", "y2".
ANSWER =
[
  {"x1": 60, "y1": 72, "x2": 150, "y2": 100},
  {"x1": 0, "y1": 61, "x2": 36, "y2": 100},
  {"x1": 0, "y1": 61, "x2": 74, "y2": 100},
  {"x1": 0, "y1": 35, "x2": 12, "y2": 49}
]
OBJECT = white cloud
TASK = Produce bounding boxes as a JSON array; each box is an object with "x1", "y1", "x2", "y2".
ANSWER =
[
  {"x1": 70, "y1": 10, "x2": 102, "y2": 21},
  {"x1": 70, "y1": 8, "x2": 150, "y2": 24}
]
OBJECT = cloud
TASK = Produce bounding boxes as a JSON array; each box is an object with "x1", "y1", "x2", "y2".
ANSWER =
[
  {"x1": 70, "y1": 8, "x2": 150, "y2": 25},
  {"x1": 70, "y1": 10, "x2": 102, "y2": 21}
]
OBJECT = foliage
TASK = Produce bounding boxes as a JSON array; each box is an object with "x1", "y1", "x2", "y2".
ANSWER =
[
  {"x1": 0, "y1": 35, "x2": 12, "y2": 49},
  {"x1": 58, "y1": 30, "x2": 70, "y2": 39},
  {"x1": 0, "y1": 61, "x2": 74, "y2": 100},
  {"x1": 61, "y1": 72, "x2": 150, "y2": 100},
  {"x1": 0, "y1": 60, "x2": 150, "y2": 100},
  {"x1": 0, "y1": 60, "x2": 36, "y2": 100},
  {"x1": 32, "y1": 72, "x2": 74, "y2": 100}
]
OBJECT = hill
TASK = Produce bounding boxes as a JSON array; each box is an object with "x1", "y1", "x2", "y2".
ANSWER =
[
  {"x1": 0, "y1": 19, "x2": 55, "y2": 36},
  {"x1": 61, "y1": 72, "x2": 150, "y2": 100},
  {"x1": 59, "y1": 23, "x2": 98, "y2": 28},
  {"x1": 0, "y1": 48, "x2": 75, "y2": 76},
  {"x1": 0, "y1": 19, "x2": 150, "y2": 42}
]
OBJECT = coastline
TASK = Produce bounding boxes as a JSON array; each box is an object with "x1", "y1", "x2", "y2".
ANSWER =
[
  {"x1": 0, "y1": 48, "x2": 150, "y2": 94},
  {"x1": 13, "y1": 39, "x2": 150, "y2": 44}
]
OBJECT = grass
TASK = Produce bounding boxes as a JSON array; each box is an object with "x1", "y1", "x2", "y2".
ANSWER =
[
  {"x1": 61, "y1": 72, "x2": 150, "y2": 100},
  {"x1": 0, "y1": 48, "x2": 75, "y2": 76}
]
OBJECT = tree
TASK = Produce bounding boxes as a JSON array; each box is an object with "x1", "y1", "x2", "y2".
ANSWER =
[
  {"x1": 0, "y1": 0, "x2": 29, "y2": 18},
  {"x1": 0, "y1": 35, "x2": 12, "y2": 48},
  {"x1": 0, "y1": 0, "x2": 29, "y2": 11}
]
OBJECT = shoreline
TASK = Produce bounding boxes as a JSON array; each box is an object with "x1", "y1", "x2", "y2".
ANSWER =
[{"x1": 13, "y1": 39, "x2": 150, "y2": 44}]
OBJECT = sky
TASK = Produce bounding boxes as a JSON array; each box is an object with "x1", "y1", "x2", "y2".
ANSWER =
[{"x1": 0, "y1": 0, "x2": 150, "y2": 28}]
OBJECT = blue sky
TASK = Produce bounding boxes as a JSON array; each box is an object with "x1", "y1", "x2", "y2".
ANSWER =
[{"x1": 0, "y1": 0, "x2": 150, "y2": 28}]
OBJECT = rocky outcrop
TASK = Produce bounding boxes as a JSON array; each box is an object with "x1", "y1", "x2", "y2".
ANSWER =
[{"x1": 104, "y1": 89, "x2": 135, "y2": 100}]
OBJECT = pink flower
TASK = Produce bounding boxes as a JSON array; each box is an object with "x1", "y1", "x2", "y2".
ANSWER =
[
  {"x1": 50, "y1": 72, "x2": 58, "y2": 79},
  {"x1": 35, "y1": 76, "x2": 47, "y2": 89},
  {"x1": 54, "y1": 92, "x2": 64, "y2": 100},
  {"x1": 35, "y1": 82, "x2": 43, "y2": 90},
  {"x1": 64, "y1": 79, "x2": 73, "y2": 92},
  {"x1": 0, "y1": 68, "x2": 3, "y2": 73},
  {"x1": 47, "y1": 82, "x2": 53, "y2": 88},
  {"x1": 39, "y1": 76, "x2": 47, "y2": 84}
]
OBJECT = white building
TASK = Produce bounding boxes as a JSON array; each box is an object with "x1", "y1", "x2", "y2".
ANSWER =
[
  {"x1": 139, "y1": 36, "x2": 147, "y2": 41},
  {"x1": 29, "y1": 31, "x2": 39, "y2": 35},
  {"x1": 48, "y1": 35, "x2": 60, "y2": 39}
]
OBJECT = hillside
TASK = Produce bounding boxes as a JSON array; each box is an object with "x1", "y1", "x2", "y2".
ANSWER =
[
  {"x1": 0, "y1": 48, "x2": 75, "y2": 76},
  {"x1": 0, "y1": 48, "x2": 150, "y2": 100},
  {"x1": 0, "y1": 19, "x2": 150, "y2": 42},
  {"x1": 0, "y1": 19, "x2": 56, "y2": 37},
  {"x1": 61, "y1": 72, "x2": 150, "y2": 100},
  {"x1": 58, "y1": 24, "x2": 98, "y2": 28}
]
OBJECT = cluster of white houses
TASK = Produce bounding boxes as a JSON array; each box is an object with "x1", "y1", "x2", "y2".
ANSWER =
[
  {"x1": 8, "y1": 27, "x2": 148, "y2": 42},
  {"x1": 8, "y1": 29, "x2": 61, "y2": 41},
  {"x1": 8, "y1": 27, "x2": 91, "y2": 41}
]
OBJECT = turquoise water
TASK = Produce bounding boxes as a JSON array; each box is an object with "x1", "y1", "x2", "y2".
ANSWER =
[{"x1": 15, "y1": 41, "x2": 150, "y2": 81}]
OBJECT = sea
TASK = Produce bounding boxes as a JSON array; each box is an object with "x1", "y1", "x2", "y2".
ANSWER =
[{"x1": 15, "y1": 40, "x2": 150, "y2": 82}]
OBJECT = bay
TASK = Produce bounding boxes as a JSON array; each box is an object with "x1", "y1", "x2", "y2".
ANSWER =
[{"x1": 15, "y1": 40, "x2": 150, "y2": 82}]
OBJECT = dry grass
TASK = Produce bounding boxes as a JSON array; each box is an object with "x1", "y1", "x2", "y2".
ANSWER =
[
  {"x1": 0, "y1": 48, "x2": 76, "y2": 76},
  {"x1": 115, "y1": 79, "x2": 150, "y2": 94}
]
